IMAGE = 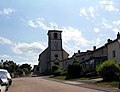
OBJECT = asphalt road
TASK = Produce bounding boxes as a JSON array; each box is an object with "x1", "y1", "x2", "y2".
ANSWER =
[{"x1": 8, "y1": 77, "x2": 104, "y2": 92}]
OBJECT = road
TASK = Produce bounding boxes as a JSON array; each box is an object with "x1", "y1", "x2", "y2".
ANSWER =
[{"x1": 8, "y1": 77, "x2": 104, "y2": 92}]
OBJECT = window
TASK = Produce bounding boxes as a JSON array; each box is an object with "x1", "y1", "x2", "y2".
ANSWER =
[
  {"x1": 82, "y1": 58, "x2": 85, "y2": 61},
  {"x1": 101, "y1": 50, "x2": 104, "y2": 54},
  {"x1": 54, "y1": 33, "x2": 58, "y2": 39},
  {"x1": 37, "y1": 67, "x2": 39, "y2": 71},
  {"x1": 112, "y1": 50, "x2": 116, "y2": 57},
  {"x1": 55, "y1": 54, "x2": 58, "y2": 58}
]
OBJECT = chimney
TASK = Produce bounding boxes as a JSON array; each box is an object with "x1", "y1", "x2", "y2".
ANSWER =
[
  {"x1": 93, "y1": 46, "x2": 96, "y2": 51},
  {"x1": 107, "y1": 39, "x2": 112, "y2": 43},
  {"x1": 78, "y1": 50, "x2": 80, "y2": 54},
  {"x1": 117, "y1": 32, "x2": 120, "y2": 39}
]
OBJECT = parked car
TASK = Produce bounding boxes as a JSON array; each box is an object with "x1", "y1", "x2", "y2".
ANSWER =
[
  {"x1": 0, "y1": 69, "x2": 12, "y2": 86},
  {"x1": 0, "y1": 78, "x2": 8, "y2": 92}
]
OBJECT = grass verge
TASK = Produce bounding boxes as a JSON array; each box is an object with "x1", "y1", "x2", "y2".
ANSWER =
[
  {"x1": 50, "y1": 75, "x2": 119, "y2": 88},
  {"x1": 95, "y1": 80, "x2": 119, "y2": 87}
]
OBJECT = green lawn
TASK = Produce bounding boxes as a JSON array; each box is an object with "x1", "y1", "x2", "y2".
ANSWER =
[
  {"x1": 95, "y1": 80, "x2": 119, "y2": 87},
  {"x1": 50, "y1": 75, "x2": 119, "y2": 88}
]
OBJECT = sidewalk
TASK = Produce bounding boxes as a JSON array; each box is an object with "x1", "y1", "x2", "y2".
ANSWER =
[
  {"x1": 44, "y1": 77, "x2": 120, "y2": 92},
  {"x1": 63, "y1": 78, "x2": 120, "y2": 92}
]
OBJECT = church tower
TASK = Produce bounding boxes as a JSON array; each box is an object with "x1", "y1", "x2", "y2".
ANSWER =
[
  {"x1": 38, "y1": 30, "x2": 69, "y2": 74},
  {"x1": 48, "y1": 30, "x2": 63, "y2": 67}
]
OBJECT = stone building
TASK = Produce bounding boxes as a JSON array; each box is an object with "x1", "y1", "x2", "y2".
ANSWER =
[
  {"x1": 107, "y1": 32, "x2": 120, "y2": 63},
  {"x1": 73, "y1": 32, "x2": 120, "y2": 75},
  {"x1": 38, "y1": 30, "x2": 69, "y2": 74}
]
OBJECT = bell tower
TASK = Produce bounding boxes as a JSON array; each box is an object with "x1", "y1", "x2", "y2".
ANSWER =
[{"x1": 47, "y1": 30, "x2": 63, "y2": 67}]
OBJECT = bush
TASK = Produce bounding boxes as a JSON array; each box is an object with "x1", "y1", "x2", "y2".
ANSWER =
[
  {"x1": 96, "y1": 60, "x2": 120, "y2": 81},
  {"x1": 52, "y1": 65, "x2": 66, "y2": 76},
  {"x1": 52, "y1": 65, "x2": 59, "y2": 72},
  {"x1": 66, "y1": 57, "x2": 82, "y2": 79}
]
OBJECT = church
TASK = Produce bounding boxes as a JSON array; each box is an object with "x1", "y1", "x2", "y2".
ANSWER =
[{"x1": 38, "y1": 30, "x2": 69, "y2": 74}]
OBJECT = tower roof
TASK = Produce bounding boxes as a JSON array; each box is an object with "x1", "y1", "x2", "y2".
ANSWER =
[{"x1": 47, "y1": 30, "x2": 62, "y2": 35}]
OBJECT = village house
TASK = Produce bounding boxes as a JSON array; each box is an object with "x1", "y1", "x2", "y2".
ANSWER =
[{"x1": 73, "y1": 32, "x2": 120, "y2": 75}]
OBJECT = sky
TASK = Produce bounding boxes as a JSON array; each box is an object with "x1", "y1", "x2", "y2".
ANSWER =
[{"x1": 0, "y1": 0, "x2": 120, "y2": 66}]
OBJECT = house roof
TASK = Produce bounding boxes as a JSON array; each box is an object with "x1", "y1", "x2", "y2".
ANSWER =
[
  {"x1": 63, "y1": 49, "x2": 69, "y2": 56},
  {"x1": 38, "y1": 47, "x2": 49, "y2": 61}
]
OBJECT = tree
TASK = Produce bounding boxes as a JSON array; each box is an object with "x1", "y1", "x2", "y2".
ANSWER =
[
  {"x1": 0, "y1": 60, "x2": 3, "y2": 68},
  {"x1": 66, "y1": 57, "x2": 82, "y2": 79},
  {"x1": 19, "y1": 64, "x2": 32, "y2": 75},
  {"x1": 3, "y1": 60, "x2": 17, "y2": 73},
  {"x1": 96, "y1": 60, "x2": 120, "y2": 81}
]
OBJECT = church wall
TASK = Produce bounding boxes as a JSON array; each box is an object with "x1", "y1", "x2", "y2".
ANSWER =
[
  {"x1": 38, "y1": 48, "x2": 50, "y2": 74},
  {"x1": 63, "y1": 50, "x2": 69, "y2": 60},
  {"x1": 50, "y1": 40, "x2": 62, "y2": 50},
  {"x1": 50, "y1": 51, "x2": 63, "y2": 61}
]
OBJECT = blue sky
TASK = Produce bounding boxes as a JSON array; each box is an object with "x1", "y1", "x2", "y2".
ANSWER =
[{"x1": 0, "y1": 0, "x2": 120, "y2": 66}]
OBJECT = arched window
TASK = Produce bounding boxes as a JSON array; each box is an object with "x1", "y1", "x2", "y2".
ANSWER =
[
  {"x1": 54, "y1": 33, "x2": 58, "y2": 39},
  {"x1": 55, "y1": 54, "x2": 58, "y2": 58}
]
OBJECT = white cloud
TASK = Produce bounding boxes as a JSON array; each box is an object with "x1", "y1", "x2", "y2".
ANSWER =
[
  {"x1": 79, "y1": 0, "x2": 119, "y2": 21},
  {"x1": 12, "y1": 42, "x2": 46, "y2": 54},
  {"x1": 94, "y1": 28, "x2": 100, "y2": 33},
  {"x1": 79, "y1": 7, "x2": 95, "y2": 18},
  {"x1": 0, "y1": 36, "x2": 47, "y2": 65},
  {"x1": 28, "y1": 18, "x2": 52, "y2": 30},
  {"x1": 103, "y1": 22, "x2": 112, "y2": 29},
  {"x1": 0, "y1": 55, "x2": 12, "y2": 60},
  {"x1": 88, "y1": 7, "x2": 95, "y2": 17},
  {"x1": 28, "y1": 20, "x2": 38, "y2": 28},
  {"x1": 37, "y1": 20, "x2": 50, "y2": 30},
  {"x1": 113, "y1": 20, "x2": 120, "y2": 26},
  {"x1": 28, "y1": 17, "x2": 60, "y2": 31},
  {"x1": 0, "y1": 36, "x2": 13, "y2": 45},
  {"x1": 28, "y1": 17, "x2": 90, "y2": 55},
  {"x1": 62, "y1": 27, "x2": 89, "y2": 46},
  {"x1": 12, "y1": 55, "x2": 39, "y2": 67},
  {"x1": 80, "y1": 8, "x2": 87, "y2": 16},
  {"x1": 96, "y1": 37, "x2": 101, "y2": 45},
  {"x1": 0, "y1": 8, "x2": 15, "y2": 16},
  {"x1": 90, "y1": 37, "x2": 102, "y2": 47},
  {"x1": 99, "y1": 0, "x2": 113, "y2": 5},
  {"x1": 0, "y1": 54, "x2": 38, "y2": 67},
  {"x1": 113, "y1": 28, "x2": 120, "y2": 35},
  {"x1": 49, "y1": 22, "x2": 58, "y2": 29},
  {"x1": 99, "y1": 0, "x2": 119, "y2": 12},
  {"x1": 102, "y1": 18, "x2": 112, "y2": 29}
]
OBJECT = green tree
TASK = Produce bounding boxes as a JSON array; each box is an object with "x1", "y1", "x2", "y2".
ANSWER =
[
  {"x1": 19, "y1": 64, "x2": 32, "y2": 75},
  {"x1": 3, "y1": 60, "x2": 17, "y2": 73},
  {"x1": 96, "y1": 60, "x2": 120, "y2": 81},
  {"x1": 66, "y1": 57, "x2": 81, "y2": 79},
  {"x1": 0, "y1": 60, "x2": 3, "y2": 68},
  {"x1": 52, "y1": 64, "x2": 66, "y2": 76}
]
